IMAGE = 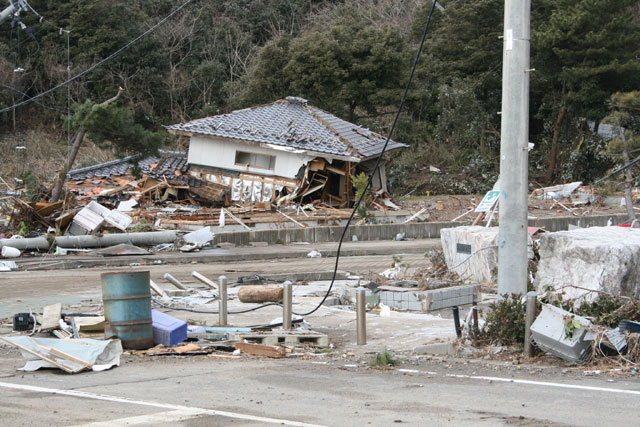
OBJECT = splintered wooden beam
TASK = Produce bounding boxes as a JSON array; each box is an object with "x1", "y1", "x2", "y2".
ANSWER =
[{"x1": 234, "y1": 342, "x2": 287, "y2": 358}]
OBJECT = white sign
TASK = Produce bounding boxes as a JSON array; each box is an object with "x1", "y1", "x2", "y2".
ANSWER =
[{"x1": 475, "y1": 190, "x2": 501, "y2": 212}]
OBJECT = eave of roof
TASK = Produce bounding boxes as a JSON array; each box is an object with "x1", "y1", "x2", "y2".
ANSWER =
[{"x1": 164, "y1": 97, "x2": 408, "y2": 160}]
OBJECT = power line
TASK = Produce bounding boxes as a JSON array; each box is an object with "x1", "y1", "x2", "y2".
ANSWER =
[
  {"x1": 0, "y1": 0, "x2": 197, "y2": 114},
  {"x1": 0, "y1": 83, "x2": 68, "y2": 113},
  {"x1": 298, "y1": 0, "x2": 439, "y2": 316}
]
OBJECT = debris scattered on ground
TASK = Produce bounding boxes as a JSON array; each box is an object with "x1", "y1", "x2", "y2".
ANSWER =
[
  {"x1": 0, "y1": 336, "x2": 122, "y2": 373},
  {"x1": 234, "y1": 342, "x2": 288, "y2": 358}
]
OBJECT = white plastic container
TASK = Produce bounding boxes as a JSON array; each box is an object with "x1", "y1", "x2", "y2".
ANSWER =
[{"x1": 1, "y1": 246, "x2": 21, "y2": 258}]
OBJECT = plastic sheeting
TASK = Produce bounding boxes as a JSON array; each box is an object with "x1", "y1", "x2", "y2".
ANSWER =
[
  {"x1": 231, "y1": 178, "x2": 242, "y2": 201},
  {"x1": 241, "y1": 180, "x2": 253, "y2": 203},
  {"x1": 0, "y1": 336, "x2": 123, "y2": 373},
  {"x1": 252, "y1": 181, "x2": 262, "y2": 203},
  {"x1": 262, "y1": 183, "x2": 273, "y2": 202}
]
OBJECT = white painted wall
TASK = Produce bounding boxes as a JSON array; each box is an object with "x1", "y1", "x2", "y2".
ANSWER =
[{"x1": 187, "y1": 135, "x2": 316, "y2": 179}]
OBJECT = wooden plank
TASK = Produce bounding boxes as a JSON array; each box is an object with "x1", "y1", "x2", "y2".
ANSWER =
[
  {"x1": 208, "y1": 353, "x2": 242, "y2": 359},
  {"x1": 234, "y1": 342, "x2": 287, "y2": 358},
  {"x1": 149, "y1": 279, "x2": 169, "y2": 298},
  {"x1": 141, "y1": 182, "x2": 168, "y2": 195},
  {"x1": 325, "y1": 165, "x2": 346, "y2": 176}
]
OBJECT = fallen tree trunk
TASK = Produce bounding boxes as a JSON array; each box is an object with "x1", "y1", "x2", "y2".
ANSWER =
[
  {"x1": 50, "y1": 88, "x2": 124, "y2": 203},
  {"x1": 237, "y1": 286, "x2": 283, "y2": 303}
]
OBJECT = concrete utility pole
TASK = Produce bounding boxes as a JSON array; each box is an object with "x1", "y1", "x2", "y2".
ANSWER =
[{"x1": 498, "y1": 0, "x2": 531, "y2": 296}]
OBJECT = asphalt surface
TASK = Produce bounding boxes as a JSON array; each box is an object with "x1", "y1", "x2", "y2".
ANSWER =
[
  {"x1": 2, "y1": 238, "x2": 639, "y2": 426},
  {"x1": 0, "y1": 240, "x2": 439, "y2": 319},
  {"x1": 0, "y1": 354, "x2": 638, "y2": 426}
]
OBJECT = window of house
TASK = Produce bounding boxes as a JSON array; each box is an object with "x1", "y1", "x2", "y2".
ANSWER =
[{"x1": 235, "y1": 151, "x2": 276, "y2": 170}]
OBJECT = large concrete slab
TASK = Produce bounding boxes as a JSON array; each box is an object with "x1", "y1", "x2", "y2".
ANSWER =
[
  {"x1": 534, "y1": 227, "x2": 640, "y2": 304},
  {"x1": 440, "y1": 226, "x2": 532, "y2": 284}
]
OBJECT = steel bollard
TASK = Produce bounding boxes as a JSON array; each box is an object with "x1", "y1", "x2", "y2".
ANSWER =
[
  {"x1": 452, "y1": 306, "x2": 461, "y2": 338},
  {"x1": 356, "y1": 287, "x2": 366, "y2": 345},
  {"x1": 283, "y1": 281, "x2": 292, "y2": 330},
  {"x1": 219, "y1": 275, "x2": 228, "y2": 326},
  {"x1": 524, "y1": 291, "x2": 537, "y2": 357}
]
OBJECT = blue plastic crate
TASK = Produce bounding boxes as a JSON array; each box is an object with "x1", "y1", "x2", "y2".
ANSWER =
[{"x1": 151, "y1": 309, "x2": 187, "y2": 347}]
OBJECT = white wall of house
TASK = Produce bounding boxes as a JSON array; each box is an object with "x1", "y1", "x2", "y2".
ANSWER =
[{"x1": 187, "y1": 135, "x2": 316, "y2": 179}]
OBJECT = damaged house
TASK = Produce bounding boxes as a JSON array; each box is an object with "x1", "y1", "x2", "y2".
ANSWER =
[{"x1": 165, "y1": 96, "x2": 408, "y2": 207}]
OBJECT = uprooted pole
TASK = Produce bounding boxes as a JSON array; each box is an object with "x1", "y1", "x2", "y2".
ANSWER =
[
  {"x1": 497, "y1": 0, "x2": 531, "y2": 297},
  {"x1": 191, "y1": 271, "x2": 217, "y2": 289},
  {"x1": 163, "y1": 273, "x2": 187, "y2": 290}
]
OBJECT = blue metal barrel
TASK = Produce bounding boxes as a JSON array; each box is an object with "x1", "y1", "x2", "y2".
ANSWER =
[{"x1": 101, "y1": 270, "x2": 153, "y2": 350}]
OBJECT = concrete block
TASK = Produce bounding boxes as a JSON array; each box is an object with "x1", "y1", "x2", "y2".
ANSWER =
[
  {"x1": 534, "y1": 227, "x2": 640, "y2": 305},
  {"x1": 165, "y1": 289, "x2": 189, "y2": 297},
  {"x1": 414, "y1": 342, "x2": 455, "y2": 356},
  {"x1": 408, "y1": 302, "x2": 421, "y2": 311},
  {"x1": 441, "y1": 226, "x2": 533, "y2": 284},
  {"x1": 322, "y1": 296, "x2": 342, "y2": 306}
]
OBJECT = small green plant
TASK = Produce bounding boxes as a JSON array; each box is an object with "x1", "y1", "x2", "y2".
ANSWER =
[
  {"x1": 563, "y1": 315, "x2": 582, "y2": 338},
  {"x1": 17, "y1": 221, "x2": 30, "y2": 237},
  {"x1": 369, "y1": 351, "x2": 397, "y2": 369},
  {"x1": 351, "y1": 172, "x2": 372, "y2": 221},
  {"x1": 127, "y1": 224, "x2": 155, "y2": 233},
  {"x1": 391, "y1": 255, "x2": 408, "y2": 268},
  {"x1": 478, "y1": 294, "x2": 526, "y2": 345}
]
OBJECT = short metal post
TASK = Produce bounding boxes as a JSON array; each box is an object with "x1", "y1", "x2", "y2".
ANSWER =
[
  {"x1": 524, "y1": 291, "x2": 537, "y2": 357},
  {"x1": 219, "y1": 275, "x2": 228, "y2": 326},
  {"x1": 472, "y1": 302, "x2": 479, "y2": 335},
  {"x1": 163, "y1": 273, "x2": 187, "y2": 290},
  {"x1": 452, "y1": 306, "x2": 462, "y2": 338},
  {"x1": 283, "y1": 281, "x2": 292, "y2": 331},
  {"x1": 356, "y1": 287, "x2": 366, "y2": 345}
]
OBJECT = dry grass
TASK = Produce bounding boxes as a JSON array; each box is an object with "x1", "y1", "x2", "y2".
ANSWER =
[{"x1": 0, "y1": 127, "x2": 117, "y2": 190}]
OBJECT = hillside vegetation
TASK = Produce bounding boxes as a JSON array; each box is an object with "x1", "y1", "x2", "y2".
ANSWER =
[{"x1": 0, "y1": 0, "x2": 638, "y2": 195}]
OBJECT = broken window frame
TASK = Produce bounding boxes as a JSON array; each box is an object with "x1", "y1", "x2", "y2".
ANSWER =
[{"x1": 234, "y1": 151, "x2": 276, "y2": 171}]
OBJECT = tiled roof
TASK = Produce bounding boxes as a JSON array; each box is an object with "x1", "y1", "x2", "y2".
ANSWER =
[
  {"x1": 165, "y1": 97, "x2": 407, "y2": 160},
  {"x1": 67, "y1": 151, "x2": 187, "y2": 181}
]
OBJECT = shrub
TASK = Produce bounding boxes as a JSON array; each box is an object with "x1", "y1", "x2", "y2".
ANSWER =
[{"x1": 479, "y1": 294, "x2": 526, "y2": 346}]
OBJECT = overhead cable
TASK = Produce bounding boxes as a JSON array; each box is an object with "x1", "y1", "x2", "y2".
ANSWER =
[
  {"x1": 298, "y1": 0, "x2": 440, "y2": 316},
  {"x1": 0, "y1": 0, "x2": 197, "y2": 114}
]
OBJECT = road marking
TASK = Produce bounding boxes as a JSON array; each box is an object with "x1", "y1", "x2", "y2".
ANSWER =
[
  {"x1": 447, "y1": 374, "x2": 640, "y2": 396},
  {"x1": 0, "y1": 381, "x2": 326, "y2": 427},
  {"x1": 71, "y1": 409, "x2": 206, "y2": 426}
]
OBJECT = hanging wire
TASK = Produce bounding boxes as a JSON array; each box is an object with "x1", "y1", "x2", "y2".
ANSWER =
[
  {"x1": 0, "y1": 0, "x2": 198, "y2": 114},
  {"x1": 64, "y1": 28, "x2": 71, "y2": 146}
]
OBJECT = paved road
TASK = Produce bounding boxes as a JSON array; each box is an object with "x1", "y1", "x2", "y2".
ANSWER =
[
  {"x1": 1, "y1": 248, "x2": 434, "y2": 318},
  {"x1": 0, "y1": 354, "x2": 638, "y2": 426},
  {"x1": 3, "y1": 238, "x2": 638, "y2": 425}
]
